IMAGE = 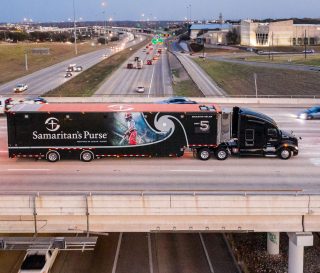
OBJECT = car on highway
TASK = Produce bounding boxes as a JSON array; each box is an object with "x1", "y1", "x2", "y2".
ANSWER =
[
  {"x1": 19, "y1": 249, "x2": 58, "y2": 273},
  {"x1": 24, "y1": 97, "x2": 48, "y2": 104},
  {"x1": 127, "y1": 63, "x2": 134, "y2": 69},
  {"x1": 146, "y1": 60, "x2": 153, "y2": 65},
  {"x1": 136, "y1": 86, "x2": 145, "y2": 93},
  {"x1": 297, "y1": 106, "x2": 320, "y2": 119},
  {"x1": 65, "y1": 72, "x2": 72, "y2": 78},
  {"x1": 156, "y1": 97, "x2": 197, "y2": 104},
  {"x1": 0, "y1": 97, "x2": 7, "y2": 114},
  {"x1": 74, "y1": 66, "x2": 83, "y2": 72},
  {"x1": 302, "y1": 49, "x2": 315, "y2": 54},
  {"x1": 13, "y1": 83, "x2": 28, "y2": 93}
]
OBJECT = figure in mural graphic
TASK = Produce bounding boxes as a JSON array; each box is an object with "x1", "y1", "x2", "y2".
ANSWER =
[{"x1": 123, "y1": 112, "x2": 137, "y2": 145}]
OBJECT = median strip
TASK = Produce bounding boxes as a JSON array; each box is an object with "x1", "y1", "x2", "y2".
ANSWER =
[{"x1": 45, "y1": 37, "x2": 151, "y2": 97}]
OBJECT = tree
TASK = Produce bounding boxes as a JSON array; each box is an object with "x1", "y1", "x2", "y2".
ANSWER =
[{"x1": 226, "y1": 28, "x2": 240, "y2": 45}]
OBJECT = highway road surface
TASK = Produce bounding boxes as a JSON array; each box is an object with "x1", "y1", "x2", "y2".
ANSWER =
[
  {"x1": 94, "y1": 42, "x2": 173, "y2": 97},
  {"x1": 170, "y1": 41, "x2": 226, "y2": 97},
  {"x1": 0, "y1": 34, "x2": 144, "y2": 96},
  {"x1": 0, "y1": 105, "x2": 319, "y2": 194},
  {"x1": 0, "y1": 233, "x2": 239, "y2": 273}
]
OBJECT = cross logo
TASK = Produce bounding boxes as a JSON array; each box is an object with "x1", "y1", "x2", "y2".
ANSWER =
[{"x1": 45, "y1": 117, "x2": 60, "y2": 132}]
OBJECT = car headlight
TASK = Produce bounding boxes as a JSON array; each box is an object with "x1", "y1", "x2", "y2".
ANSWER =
[{"x1": 299, "y1": 113, "x2": 307, "y2": 119}]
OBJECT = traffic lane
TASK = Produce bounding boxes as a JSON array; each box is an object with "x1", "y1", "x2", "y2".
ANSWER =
[
  {"x1": 95, "y1": 44, "x2": 159, "y2": 96},
  {"x1": 87, "y1": 233, "x2": 120, "y2": 273},
  {"x1": 202, "y1": 233, "x2": 240, "y2": 273},
  {"x1": 0, "y1": 156, "x2": 318, "y2": 192},
  {"x1": 115, "y1": 233, "x2": 150, "y2": 273},
  {"x1": 51, "y1": 250, "x2": 94, "y2": 273},
  {"x1": 153, "y1": 233, "x2": 212, "y2": 273},
  {"x1": 0, "y1": 250, "x2": 25, "y2": 273}
]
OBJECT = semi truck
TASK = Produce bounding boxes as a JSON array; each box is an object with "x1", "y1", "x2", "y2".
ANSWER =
[
  {"x1": 136, "y1": 59, "x2": 143, "y2": 69},
  {"x1": 6, "y1": 103, "x2": 299, "y2": 162}
]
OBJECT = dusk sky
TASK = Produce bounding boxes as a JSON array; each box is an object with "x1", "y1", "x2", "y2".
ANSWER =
[{"x1": 1, "y1": 0, "x2": 320, "y2": 23}]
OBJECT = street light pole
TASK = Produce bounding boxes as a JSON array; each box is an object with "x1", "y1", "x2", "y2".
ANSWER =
[
  {"x1": 73, "y1": 0, "x2": 78, "y2": 55},
  {"x1": 304, "y1": 29, "x2": 307, "y2": 60}
]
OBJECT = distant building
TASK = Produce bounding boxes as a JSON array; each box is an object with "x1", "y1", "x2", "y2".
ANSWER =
[
  {"x1": 190, "y1": 23, "x2": 234, "y2": 45},
  {"x1": 241, "y1": 19, "x2": 320, "y2": 46}
]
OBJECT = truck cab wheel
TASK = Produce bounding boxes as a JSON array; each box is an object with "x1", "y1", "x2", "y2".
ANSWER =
[
  {"x1": 279, "y1": 147, "x2": 291, "y2": 160},
  {"x1": 80, "y1": 151, "x2": 94, "y2": 162},
  {"x1": 46, "y1": 151, "x2": 60, "y2": 162},
  {"x1": 215, "y1": 147, "x2": 228, "y2": 160},
  {"x1": 198, "y1": 148, "x2": 211, "y2": 161}
]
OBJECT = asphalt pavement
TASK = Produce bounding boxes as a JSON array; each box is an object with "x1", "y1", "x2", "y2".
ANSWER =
[
  {"x1": 94, "y1": 42, "x2": 173, "y2": 97},
  {"x1": 170, "y1": 41, "x2": 226, "y2": 97},
  {"x1": 0, "y1": 233, "x2": 238, "y2": 273}
]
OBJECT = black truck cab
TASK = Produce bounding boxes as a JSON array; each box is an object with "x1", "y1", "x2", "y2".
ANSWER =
[{"x1": 231, "y1": 107, "x2": 298, "y2": 159}]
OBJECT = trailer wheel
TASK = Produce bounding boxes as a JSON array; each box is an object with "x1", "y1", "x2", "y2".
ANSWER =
[
  {"x1": 46, "y1": 151, "x2": 60, "y2": 162},
  {"x1": 80, "y1": 150, "x2": 94, "y2": 162},
  {"x1": 215, "y1": 147, "x2": 228, "y2": 160},
  {"x1": 279, "y1": 147, "x2": 291, "y2": 160},
  {"x1": 198, "y1": 148, "x2": 211, "y2": 161}
]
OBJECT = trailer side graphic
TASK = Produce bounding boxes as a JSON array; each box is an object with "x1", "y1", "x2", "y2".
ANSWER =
[{"x1": 6, "y1": 103, "x2": 298, "y2": 162}]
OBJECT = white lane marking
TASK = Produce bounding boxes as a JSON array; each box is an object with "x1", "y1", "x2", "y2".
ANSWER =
[
  {"x1": 148, "y1": 233, "x2": 154, "y2": 273},
  {"x1": 148, "y1": 61, "x2": 156, "y2": 98},
  {"x1": 170, "y1": 170, "x2": 213, "y2": 173},
  {"x1": 8, "y1": 169, "x2": 51, "y2": 172},
  {"x1": 199, "y1": 233, "x2": 215, "y2": 273},
  {"x1": 310, "y1": 158, "x2": 320, "y2": 166},
  {"x1": 111, "y1": 232, "x2": 123, "y2": 273}
]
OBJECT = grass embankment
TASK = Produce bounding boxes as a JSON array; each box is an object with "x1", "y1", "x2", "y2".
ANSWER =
[
  {"x1": 194, "y1": 58, "x2": 320, "y2": 96},
  {"x1": 0, "y1": 42, "x2": 106, "y2": 84},
  {"x1": 167, "y1": 49, "x2": 203, "y2": 97},
  {"x1": 242, "y1": 54, "x2": 320, "y2": 66},
  {"x1": 45, "y1": 38, "x2": 150, "y2": 97}
]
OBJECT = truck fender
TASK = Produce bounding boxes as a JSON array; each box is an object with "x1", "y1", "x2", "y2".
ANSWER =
[{"x1": 276, "y1": 143, "x2": 298, "y2": 152}]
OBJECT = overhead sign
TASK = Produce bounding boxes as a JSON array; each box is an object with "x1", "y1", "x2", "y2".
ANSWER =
[{"x1": 152, "y1": 37, "x2": 164, "y2": 45}]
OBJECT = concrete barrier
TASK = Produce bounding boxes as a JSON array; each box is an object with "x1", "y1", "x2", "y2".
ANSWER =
[
  {"x1": 2, "y1": 96, "x2": 320, "y2": 105},
  {"x1": 0, "y1": 193, "x2": 319, "y2": 233}
]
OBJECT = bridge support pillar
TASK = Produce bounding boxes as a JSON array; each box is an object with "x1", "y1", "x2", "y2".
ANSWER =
[
  {"x1": 267, "y1": 232, "x2": 280, "y2": 255},
  {"x1": 288, "y1": 232, "x2": 313, "y2": 273}
]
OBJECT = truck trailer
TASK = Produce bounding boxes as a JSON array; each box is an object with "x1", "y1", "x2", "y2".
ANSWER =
[{"x1": 6, "y1": 103, "x2": 299, "y2": 162}]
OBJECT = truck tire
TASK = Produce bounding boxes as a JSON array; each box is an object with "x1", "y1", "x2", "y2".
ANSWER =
[
  {"x1": 215, "y1": 147, "x2": 228, "y2": 160},
  {"x1": 279, "y1": 147, "x2": 291, "y2": 160},
  {"x1": 80, "y1": 150, "x2": 94, "y2": 162},
  {"x1": 198, "y1": 148, "x2": 211, "y2": 161},
  {"x1": 46, "y1": 151, "x2": 60, "y2": 162}
]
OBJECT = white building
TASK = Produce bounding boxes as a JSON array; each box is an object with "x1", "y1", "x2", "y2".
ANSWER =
[{"x1": 241, "y1": 19, "x2": 320, "y2": 46}]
